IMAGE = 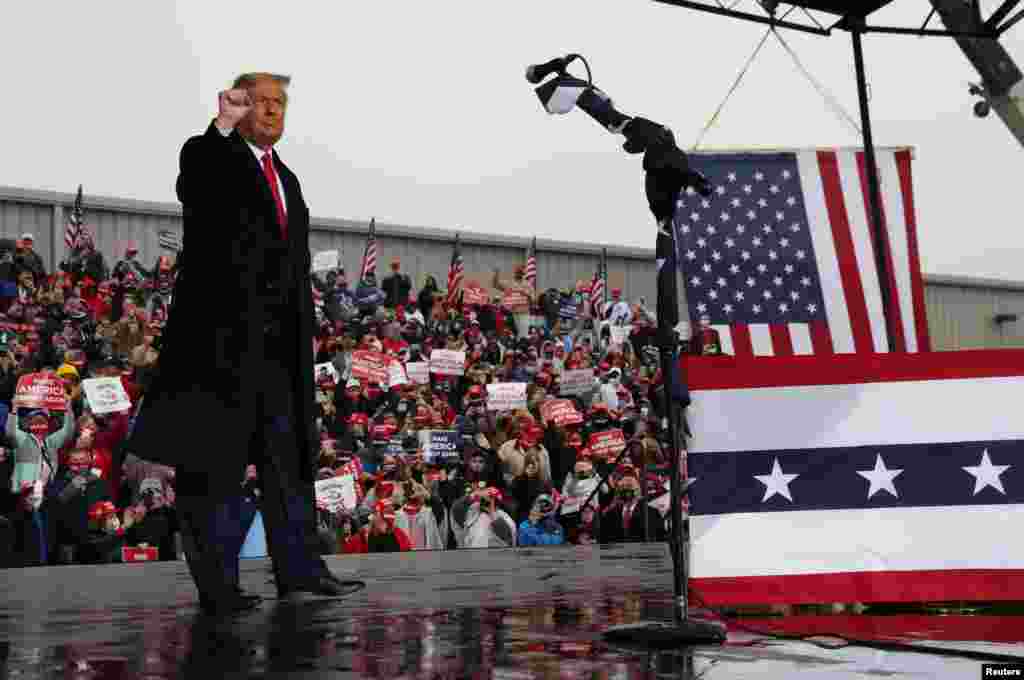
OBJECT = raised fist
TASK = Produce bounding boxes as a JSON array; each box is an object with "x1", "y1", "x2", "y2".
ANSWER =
[{"x1": 216, "y1": 88, "x2": 252, "y2": 130}]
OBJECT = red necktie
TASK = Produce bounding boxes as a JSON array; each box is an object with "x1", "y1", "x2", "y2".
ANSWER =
[{"x1": 261, "y1": 151, "x2": 288, "y2": 240}]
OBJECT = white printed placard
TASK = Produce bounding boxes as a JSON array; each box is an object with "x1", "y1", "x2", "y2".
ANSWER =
[
  {"x1": 82, "y1": 377, "x2": 132, "y2": 415},
  {"x1": 312, "y1": 250, "x2": 340, "y2": 273},
  {"x1": 314, "y1": 362, "x2": 340, "y2": 385},
  {"x1": 387, "y1": 360, "x2": 408, "y2": 389},
  {"x1": 610, "y1": 325, "x2": 632, "y2": 346},
  {"x1": 486, "y1": 382, "x2": 527, "y2": 412},
  {"x1": 315, "y1": 474, "x2": 358, "y2": 512},
  {"x1": 559, "y1": 368, "x2": 595, "y2": 396},
  {"x1": 406, "y1": 361, "x2": 430, "y2": 385},
  {"x1": 430, "y1": 349, "x2": 466, "y2": 377}
]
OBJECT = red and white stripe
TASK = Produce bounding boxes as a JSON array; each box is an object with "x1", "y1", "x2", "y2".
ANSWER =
[
  {"x1": 446, "y1": 256, "x2": 464, "y2": 307},
  {"x1": 360, "y1": 237, "x2": 377, "y2": 281},
  {"x1": 524, "y1": 254, "x2": 537, "y2": 290},
  {"x1": 708, "y1": 148, "x2": 930, "y2": 358},
  {"x1": 589, "y1": 270, "x2": 605, "y2": 318}
]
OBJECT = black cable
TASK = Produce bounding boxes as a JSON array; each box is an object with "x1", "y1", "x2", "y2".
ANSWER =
[{"x1": 687, "y1": 586, "x2": 1024, "y2": 663}]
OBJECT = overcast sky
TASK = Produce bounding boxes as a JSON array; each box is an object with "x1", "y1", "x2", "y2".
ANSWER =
[{"x1": 3, "y1": 1, "x2": 1022, "y2": 279}]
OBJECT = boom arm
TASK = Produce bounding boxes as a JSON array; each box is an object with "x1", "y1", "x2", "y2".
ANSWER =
[{"x1": 930, "y1": 0, "x2": 1024, "y2": 147}]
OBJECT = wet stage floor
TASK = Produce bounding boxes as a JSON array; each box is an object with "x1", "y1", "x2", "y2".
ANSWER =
[{"x1": 1, "y1": 543, "x2": 1022, "y2": 678}]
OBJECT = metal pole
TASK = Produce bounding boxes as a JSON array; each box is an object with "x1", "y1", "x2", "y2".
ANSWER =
[
  {"x1": 657, "y1": 245, "x2": 687, "y2": 623},
  {"x1": 850, "y1": 23, "x2": 897, "y2": 352}
]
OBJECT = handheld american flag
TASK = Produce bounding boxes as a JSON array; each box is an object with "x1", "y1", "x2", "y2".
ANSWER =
[
  {"x1": 524, "y1": 236, "x2": 537, "y2": 291},
  {"x1": 65, "y1": 185, "x2": 83, "y2": 251},
  {"x1": 675, "y1": 149, "x2": 929, "y2": 357},
  {"x1": 446, "y1": 232, "x2": 464, "y2": 307},
  {"x1": 588, "y1": 250, "x2": 606, "y2": 319},
  {"x1": 359, "y1": 218, "x2": 378, "y2": 281}
]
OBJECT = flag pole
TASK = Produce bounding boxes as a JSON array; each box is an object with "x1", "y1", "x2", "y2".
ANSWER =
[{"x1": 601, "y1": 247, "x2": 609, "y2": 315}]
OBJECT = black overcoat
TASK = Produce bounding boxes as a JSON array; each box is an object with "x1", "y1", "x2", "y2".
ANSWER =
[{"x1": 125, "y1": 121, "x2": 317, "y2": 493}]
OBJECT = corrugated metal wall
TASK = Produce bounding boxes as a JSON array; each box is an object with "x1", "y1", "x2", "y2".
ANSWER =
[
  {"x1": 925, "y1": 281, "x2": 1024, "y2": 350},
  {"x1": 3, "y1": 186, "x2": 1023, "y2": 351},
  {"x1": 0, "y1": 186, "x2": 658, "y2": 305}
]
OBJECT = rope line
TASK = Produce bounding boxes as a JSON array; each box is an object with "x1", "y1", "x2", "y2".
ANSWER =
[
  {"x1": 692, "y1": 27, "x2": 774, "y2": 150},
  {"x1": 772, "y1": 29, "x2": 863, "y2": 137}
]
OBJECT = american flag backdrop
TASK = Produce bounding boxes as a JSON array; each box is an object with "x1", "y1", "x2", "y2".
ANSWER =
[
  {"x1": 676, "y1": 149, "x2": 930, "y2": 357},
  {"x1": 359, "y1": 217, "x2": 378, "y2": 281},
  {"x1": 65, "y1": 185, "x2": 83, "y2": 251},
  {"x1": 685, "y1": 351, "x2": 1024, "y2": 605},
  {"x1": 524, "y1": 236, "x2": 537, "y2": 290},
  {"x1": 446, "y1": 232, "x2": 464, "y2": 307}
]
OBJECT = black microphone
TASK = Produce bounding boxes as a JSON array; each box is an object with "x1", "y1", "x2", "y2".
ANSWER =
[{"x1": 525, "y1": 56, "x2": 573, "y2": 84}]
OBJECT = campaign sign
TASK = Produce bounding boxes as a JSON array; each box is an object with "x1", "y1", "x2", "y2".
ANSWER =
[
  {"x1": 314, "y1": 362, "x2": 340, "y2": 385},
  {"x1": 541, "y1": 399, "x2": 583, "y2": 428},
  {"x1": 429, "y1": 349, "x2": 465, "y2": 377},
  {"x1": 312, "y1": 250, "x2": 340, "y2": 273},
  {"x1": 610, "y1": 325, "x2": 632, "y2": 346},
  {"x1": 486, "y1": 382, "x2": 526, "y2": 412},
  {"x1": 81, "y1": 377, "x2": 132, "y2": 415},
  {"x1": 559, "y1": 299, "x2": 578, "y2": 320},
  {"x1": 121, "y1": 546, "x2": 160, "y2": 563},
  {"x1": 14, "y1": 374, "x2": 67, "y2": 411},
  {"x1": 315, "y1": 474, "x2": 358, "y2": 512},
  {"x1": 419, "y1": 430, "x2": 461, "y2": 464},
  {"x1": 559, "y1": 369, "x2": 595, "y2": 396},
  {"x1": 462, "y1": 284, "x2": 490, "y2": 306},
  {"x1": 382, "y1": 438, "x2": 406, "y2": 457},
  {"x1": 406, "y1": 361, "x2": 430, "y2": 385},
  {"x1": 387, "y1": 360, "x2": 408, "y2": 389},
  {"x1": 588, "y1": 429, "x2": 627, "y2": 460},
  {"x1": 352, "y1": 350, "x2": 392, "y2": 384}
]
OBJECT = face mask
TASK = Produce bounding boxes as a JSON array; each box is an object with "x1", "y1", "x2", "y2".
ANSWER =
[
  {"x1": 381, "y1": 465, "x2": 397, "y2": 478},
  {"x1": 619, "y1": 488, "x2": 637, "y2": 501},
  {"x1": 29, "y1": 423, "x2": 49, "y2": 438},
  {"x1": 576, "y1": 469, "x2": 592, "y2": 480}
]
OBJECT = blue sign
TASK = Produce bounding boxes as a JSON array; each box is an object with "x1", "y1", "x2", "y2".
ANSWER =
[{"x1": 420, "y1": 430, "x2": 462, "y2": 464}]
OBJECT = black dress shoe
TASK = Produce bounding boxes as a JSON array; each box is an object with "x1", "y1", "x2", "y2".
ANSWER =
[
  {"x1": 199, "y1": 592, "x2": 263, "y2": 617},
  {"x1": 282, "y1": 574, "x2": 365, "y2": 599}
]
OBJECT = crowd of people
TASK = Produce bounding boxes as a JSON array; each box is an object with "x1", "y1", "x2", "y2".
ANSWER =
[{"x1": 0, "y1": 232, "x2": 694, "y2": 568}]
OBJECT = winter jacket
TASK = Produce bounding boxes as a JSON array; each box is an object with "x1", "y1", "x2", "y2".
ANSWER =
[
  {"x1": 496, "y1": 440, "x2": 552, "y2": 487},
  {"x1": 50, "y1": 473, "x2": 112, "y2": 550},
  {"x1": 8, "y1": 410, "x2": 76, "y2": 493},
  {"x1": 14, "y1": 250, "x2": 45, "y2": 285},
  {"x1": 381, "y1": 272, "x2": 412, "y2": 309},
  {"x1": 342, "y1": 526, "x2": 412, "y2": 553},
  {"x1": 450, "y1": 496, "x2": 516, "y2": 549}
]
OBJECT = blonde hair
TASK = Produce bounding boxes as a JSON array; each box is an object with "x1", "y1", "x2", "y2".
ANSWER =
[{"x1": 232, "y1": 72, "x2": 291, "y2": 105}]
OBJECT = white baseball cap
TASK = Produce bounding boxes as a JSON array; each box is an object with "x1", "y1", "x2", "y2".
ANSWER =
[{"x1": 20, "y1": 233, "x2": 34, "y2": 242}]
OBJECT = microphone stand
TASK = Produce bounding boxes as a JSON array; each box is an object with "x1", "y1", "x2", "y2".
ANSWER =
[{"x1": 528, "y1": 58, "x2": 725, "y2": 647}]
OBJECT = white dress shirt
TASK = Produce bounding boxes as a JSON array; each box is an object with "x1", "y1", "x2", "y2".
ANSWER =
[{"x1": 216, "y1": 124, "x2": 287, "y2": 215}]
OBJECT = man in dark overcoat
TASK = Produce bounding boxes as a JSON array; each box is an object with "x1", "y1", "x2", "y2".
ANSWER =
[{"x1": 126, "y1": 72, "x2": 363, "y2": 615}]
